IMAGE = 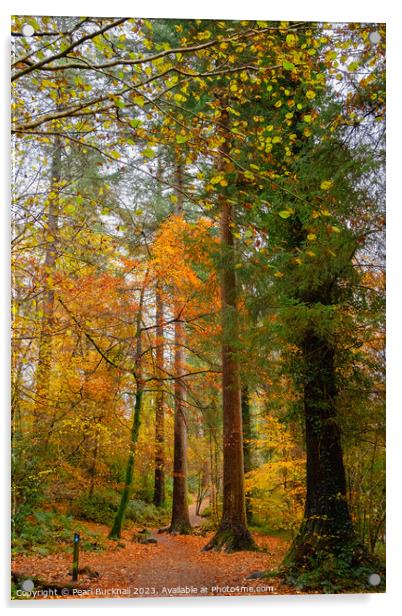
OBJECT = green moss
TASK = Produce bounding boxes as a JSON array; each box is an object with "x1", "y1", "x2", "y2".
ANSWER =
[
  {"x1": 203, "y1": 525, "x2": 258, "y2": 553},
  {"x1": 278, "y1": 539, "x2": 385, "y2": 593}
]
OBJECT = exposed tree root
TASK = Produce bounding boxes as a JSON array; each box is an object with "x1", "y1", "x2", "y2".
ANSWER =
[
  {"x1": 168, "y1": 520, "x2": 192, "y2": 535},
  {"x1": 203, "y1": 523, "x2": 257, "y2": 553}
]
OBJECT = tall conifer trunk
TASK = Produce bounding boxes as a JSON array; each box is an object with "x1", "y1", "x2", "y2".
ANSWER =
[
  {"x1": 283, "y1": 332, "x2": 355, "y2": 566},
  {"x1": 169, "y1": 160, "x2": 191, "y2": 533},
  {"x1": 204, "y1": 103, "x2": 255, "y2": 552},
  {"x1": 281, "y1": 269, "x2": 379, "y2": 581},
  {"x1": 153, "y1": 284, "x2": 165, "y2": 506}
]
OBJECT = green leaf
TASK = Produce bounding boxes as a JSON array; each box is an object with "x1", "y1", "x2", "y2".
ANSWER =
[
  {"x1": 176, "y1": 135, "x2": 189, "y2": 144},
  {"x1": 279, "y1": 210, "x2": 292, "y2": 219},
  {"x1": 129, "y1": 119, "x2": 142, "y2": 129},
  {"x1": 282, "y1": 60, "x2": 295, "y2": 71},
  {"x1": 64, "y1": 204, "x2": 76, "y2": 215},
  {"x1": 143, "y1": 147, "x2": 156, "y2": 159}
]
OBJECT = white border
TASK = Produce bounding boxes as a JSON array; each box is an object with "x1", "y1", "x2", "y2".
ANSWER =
[{"x1": 2, "y1": 1, "x2": 401, "y2": 614}]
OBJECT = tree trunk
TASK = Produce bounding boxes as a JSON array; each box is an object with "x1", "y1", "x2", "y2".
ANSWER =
[
  {"x1": 34, "y1": 137, "x2": 61, "y2": 424},
  {"x1": 241, "y1": 385, "x2": 254, "y2": 525},
  {"x1": 109, "y1": 279, "x2": 146, "y2": 539},
  {"x1": 153, "y1": 284, "x2": 165, "y2": 507},
  {"x1": 88, "y1": 428, "x2": 100, "y2": 498},
  {"x1": 282, "y1": 331, "x2": 369, "y2": 573},
  {"x1": 169, "y1": 160, "x2": 191, "y2": 533},
  {"x1": 204, "y1": 104, "x2": 255, "y2": 552}
]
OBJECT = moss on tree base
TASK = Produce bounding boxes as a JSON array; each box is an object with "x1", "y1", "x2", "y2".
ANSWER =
[
  {"x1": 169, "y1": 520, "x2": 192, "y2": 535},
  {"x1": 278, "y1": 528, "x2": 385, "y2": 593},
  {"x1": 203, "y1": 523, "x2": 257, "y2": 553}
]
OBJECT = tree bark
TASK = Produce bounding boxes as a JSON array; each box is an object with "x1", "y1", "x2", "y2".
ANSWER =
[
  {"x1": 34, "y1": 137, "x2": 61, "y2": 423},
  {"x1": 241, "y1": 385, "x2": 254, "y2": 525},
  {"x1": 109, "y1": 278, "x2": 146, "y2": 539},
  {"x1": 153, "y1": 284, "x2": 165, "y2": 507},
  {"x1": 169, "y1": 160, "x2": 191, "y2": 533},
  {"x1": 204, "y1": 104, "x2": 255, "y2": 552},
  {"x1": 282, "y1": 331, "x2": 367, "y2": 572}
]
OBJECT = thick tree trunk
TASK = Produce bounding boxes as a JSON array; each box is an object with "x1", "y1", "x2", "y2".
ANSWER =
[
  {"x1": 204, "y1": 104, "x2": 255, "y2": 552},
  {"x1": 169, "y1": 161, "x2": 191, "y2": 533},
  {"x1": 153, "y1": 285, "x2": 165, "y2": 507},
  {"x1": 282, "y1": 332, "x2": 370, "y2": 575}
]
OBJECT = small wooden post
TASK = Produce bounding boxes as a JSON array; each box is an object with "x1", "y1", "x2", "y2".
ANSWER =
[{"x1": 72, "y1": 532, "x2": 80, "y2": 581}]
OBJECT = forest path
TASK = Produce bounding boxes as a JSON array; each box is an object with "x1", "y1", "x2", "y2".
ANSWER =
[
  {"x1": 188, "y1": 497, "x2": 208, "y2": 526},
  {"x1": 12, "y1": 521, "x2": 292, "y2": 599}
]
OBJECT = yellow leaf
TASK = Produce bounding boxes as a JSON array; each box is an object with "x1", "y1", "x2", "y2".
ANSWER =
[
  {"x1": 320, "y1": 180, "x2": 333, "y2": 190},
  {"x1": 133, "y1": 95, "x2": 145, "y2": 107},
  {"x1": 41, "y1": 79, "x2": 59, "y2": 89},
  {"x1": 174, "y1": 93, "x2": 187, "y2": 103},
  {"x1": 211, "y1": 175, "x2": 223, "y2": 185},
  {"x1": 286, "y1": 33, "x2": 296, "y2": 47}
]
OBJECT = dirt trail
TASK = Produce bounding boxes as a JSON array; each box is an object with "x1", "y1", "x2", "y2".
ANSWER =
[
  {"x1": 12, "y1": 522, "x2": 291, "y2": 599},
  {"x1": 188, "y1": 499, "x2": 207, "y2": 527}
]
